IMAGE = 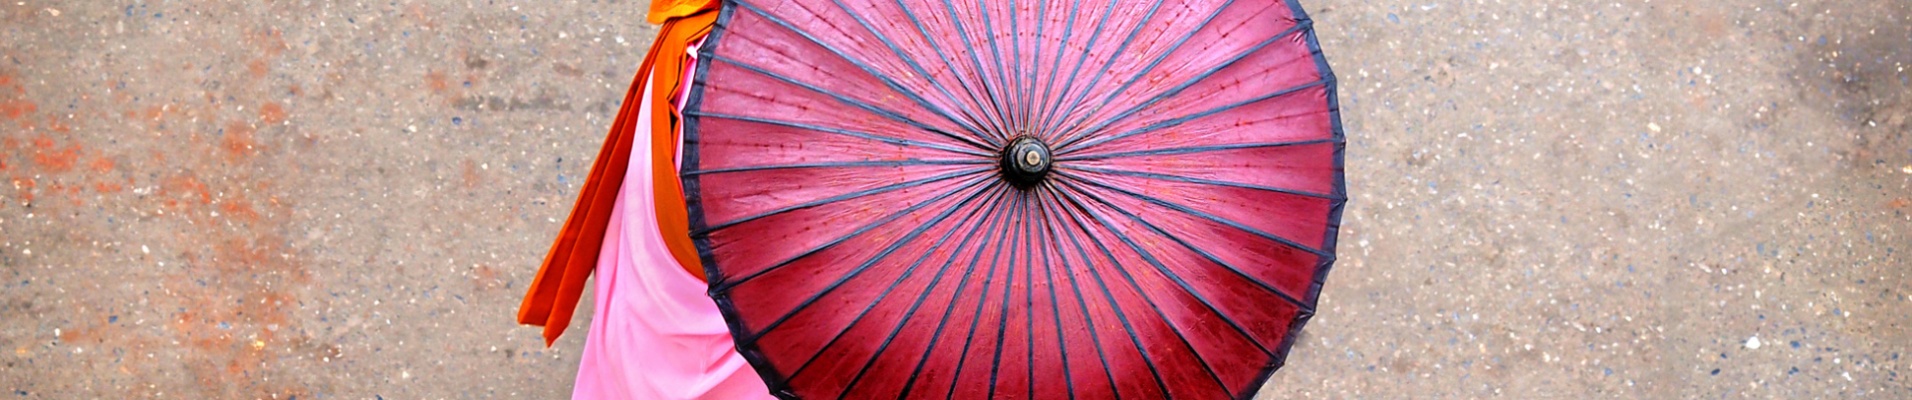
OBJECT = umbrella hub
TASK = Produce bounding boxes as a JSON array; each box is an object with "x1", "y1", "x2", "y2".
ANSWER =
[{"x1": 1001, "y1": 137, "x2": 1053, "y2": 188}]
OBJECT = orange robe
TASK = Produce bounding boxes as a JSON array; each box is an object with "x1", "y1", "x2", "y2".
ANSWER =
[{"x1": 517, "y1": 0, "x2": 718, "y2": 345}]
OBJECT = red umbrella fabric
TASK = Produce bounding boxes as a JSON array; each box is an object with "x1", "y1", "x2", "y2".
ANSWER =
[{"x1": 679, "y1": 0, "x2": 1344, "y2": 398}]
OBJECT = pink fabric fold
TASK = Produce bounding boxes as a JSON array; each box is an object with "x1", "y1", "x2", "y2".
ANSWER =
[{"x1": 571, "y1": 44, "x2": 771, "y2": 400}]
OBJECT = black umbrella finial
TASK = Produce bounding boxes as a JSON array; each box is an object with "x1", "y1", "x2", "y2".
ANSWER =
[{"x1": 1000, "y1": 136, "x2": 1052, "y2": 189}]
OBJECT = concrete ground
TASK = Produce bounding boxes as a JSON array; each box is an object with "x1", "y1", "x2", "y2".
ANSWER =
[{"x1": 0, "y1": 0, "x2": 1905, "y2": 398}]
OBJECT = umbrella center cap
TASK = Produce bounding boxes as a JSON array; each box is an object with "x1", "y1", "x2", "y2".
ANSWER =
[{"x1": 1002, "y1": 137, "x2": 1052, "y2": 188}]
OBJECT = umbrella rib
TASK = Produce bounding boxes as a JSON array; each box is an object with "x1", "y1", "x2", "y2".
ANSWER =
[
  {"x1": 1050, "y1": 182, "x2": 1236, "y2": 396},
  {"x1": 938, "y1": 191, "x2": 1024, "y2": 400},
  {"x1": 1030, "y1": 1, "x2": 1072, "y2": 140},
  {"x1": 1055, "y1": 175, "x2": 1313, "y2": 316},
  {"x1": 706, "y1": 173, "x2": 995, "y2": 290},
  {"x1": 1031, "y1": 188, "x2": 1079, "y2": 399},
  {"x1": 937, "y1": 0, "x2": 1015, "y2": 143},
  {"x1": 1024, "y1": 189, "x2": 1040, "y2": 400},
  {"x1": 1046, "y1": 186, "x2": 1182, "y2": 399},
  {"x1": 889, "y1": 0, "x2": 1015, "y2": 140},
  {"x1": 1054, "y1": 77, "x2": 1333, "y2": 156},
  {"x1": 684, "y1": 159, "x2": 992, "y2": 176},
  {"x1": 770, "y1": 183, "x2": 1004, "y2": 383},
  {"x1": 832, "y1": 184, "x2": 1011, "y2": 399},
  {"x1": 1016, "y1": 1, "x2": 1043, "y2": 137},
  {"x1": 974, "y1": 0, "x2": 1017, "y2": 130},
  {"x1": 696, "y1": 167, "x2": 988, "y2": 235},
  {"x1": 1052, "y1": 18, "x2": 1314, "y2": 150},
  {"x1": 705, "y1": 55, "x2": 997, "y2": 152},
  {"x1": 1039, "y1": 186, "x2": 1122, "y2": 398},
  {"x1": 741, "y1": 180, "x2": 994, "y2": 346},
  {"x1": 1046, "y1": 0, "x2": 1240, "y2": 148},
  {"x1": 1031, "y1": 0, "x2": 1114, "y2": 142},
  {"x1": 1037, "y1": 0, "x2": 1165, "y2": 140},
  {"x1": 687, "y1": 110, "x2": 991, "y2": 158},
  {"x1": 1054, "y1": 170, "x2": 1332, "y2": 259},
  {"x1": 1022, "y1": 190, "x2": 1039, "y2": 400},
  {"x1": 729, "y1": 1, "x2": 1000, "y2": 148},
  {"x1": 1055, "y1": 164, "x2": 1343, "y2": 201},
  {"x1": 893, "y1": 183, "x2": 1022, "y2": 400},
  {"x1": 983, "y1": 191, "x2": 1028, "y2": 400},
  {"x1": 1057, "y1": 138, "x2": 1337, "y2": 161},
  {"x1": 827, "y1": 0, "x2": 997, "y2": 136}
]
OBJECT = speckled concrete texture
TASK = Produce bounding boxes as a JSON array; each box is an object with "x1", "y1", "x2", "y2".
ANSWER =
[{"x1": 0, "y1": 1, "x2": 1905, "y2": 399}]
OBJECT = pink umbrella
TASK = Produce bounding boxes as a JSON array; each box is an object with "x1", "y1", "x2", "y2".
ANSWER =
[{"x1": 682, "y1": 0, "x2": 1345, "y2": 398}]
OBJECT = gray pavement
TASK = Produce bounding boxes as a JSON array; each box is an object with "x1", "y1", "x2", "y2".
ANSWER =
[{"x1": 0, "y1": 0, "x2": 1905, "y2": 398}]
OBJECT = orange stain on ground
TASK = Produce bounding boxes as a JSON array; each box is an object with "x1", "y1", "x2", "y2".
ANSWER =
[
  {"x1": 88, "y1": 156, "x2": 115, "y2": 174},
  {"x1": 222, "y1": 121, "x2": 261, "y2": 160},
  {"x1": 149, "y1": 169, "x2": 309, "y2": 396},
  {"x1": 0, "y1": 72, "x2": 30, "y2": 124},
  {"x1": 247, "y1": 58, "x2": 270, "y2": 79},
  {"x1": 259, "y1": 102, "x2": 287, "y2": 125},
  {"x1": 41, "y1": 180, "x2": 84, "y2": 207},
  {"x1": 5, "y1": 39, "x2": 325, "y2": 396},
  {"x1": 160, "y1": 174, "x2": 214, "y2": 208},
  {"x1": 218, "y1": 195, "x2": 263, "y2": 223},
  {"x1": 139, "y1": 160, "x2": 311, "y2": 395},
  {"x1": 0, "y1": 99, "x2": 32, "y2": 121},
  {"x1": 426, "y1": 70, "x2": 451, "y2": 94},
  {"x1": 0, "y1": 46, "x2": 327, "y2": 398},
  {"x1": 88, "y1": 155, "x2": 124, "y2": 193},
  {"x1": 404, "y1": 3, "x2": 440, "y2": 30},
  {"x1": 250, "y1": 27, "x2": 287, "y2": 58},
  {"x1": 461, "y1": 158, "x2": 482, "y2": 190},
  {"x1": 46, "y1": 114, "x2": 71, "y2": 132},
  {"x1": 29, "y1": 135, "x2": 82, "y2": 173},
  {"x1": 9, "y1": 176, "x2": 34, "y2": 203},
  {"x1": 473, "y1": 264, "x2": 507, "y2": 291}
]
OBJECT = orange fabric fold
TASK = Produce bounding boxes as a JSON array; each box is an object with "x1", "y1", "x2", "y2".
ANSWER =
[
  {"x1": 517, "y1": 5, "x2": 719, "y2": 346},
  {"x1": 648, "y1": 17, "x2": 712, "y2": 284},
  {"x1": 648, "y1": 0, "x2": 717, "y2": 23}
]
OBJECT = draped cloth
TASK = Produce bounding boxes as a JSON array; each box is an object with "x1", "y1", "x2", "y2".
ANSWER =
[
  {"x1": 569, "y1": 39, "x2": 769, "y2": 399},
  {"x1": 517, "y1": 1, "x2": 716, "y2": 347},
  {"x1": 513, "y1": 1, "x2": 768, "y2": 398}
]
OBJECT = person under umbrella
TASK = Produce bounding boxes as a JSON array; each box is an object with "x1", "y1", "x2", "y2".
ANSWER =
[{"x1": 520, "y1": 0, "x2": 1344, "y2": 398}]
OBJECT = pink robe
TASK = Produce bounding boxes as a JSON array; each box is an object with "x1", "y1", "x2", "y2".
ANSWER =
[{"x1": 571, "y1": 40, "x2": 772, "y2": 400}]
